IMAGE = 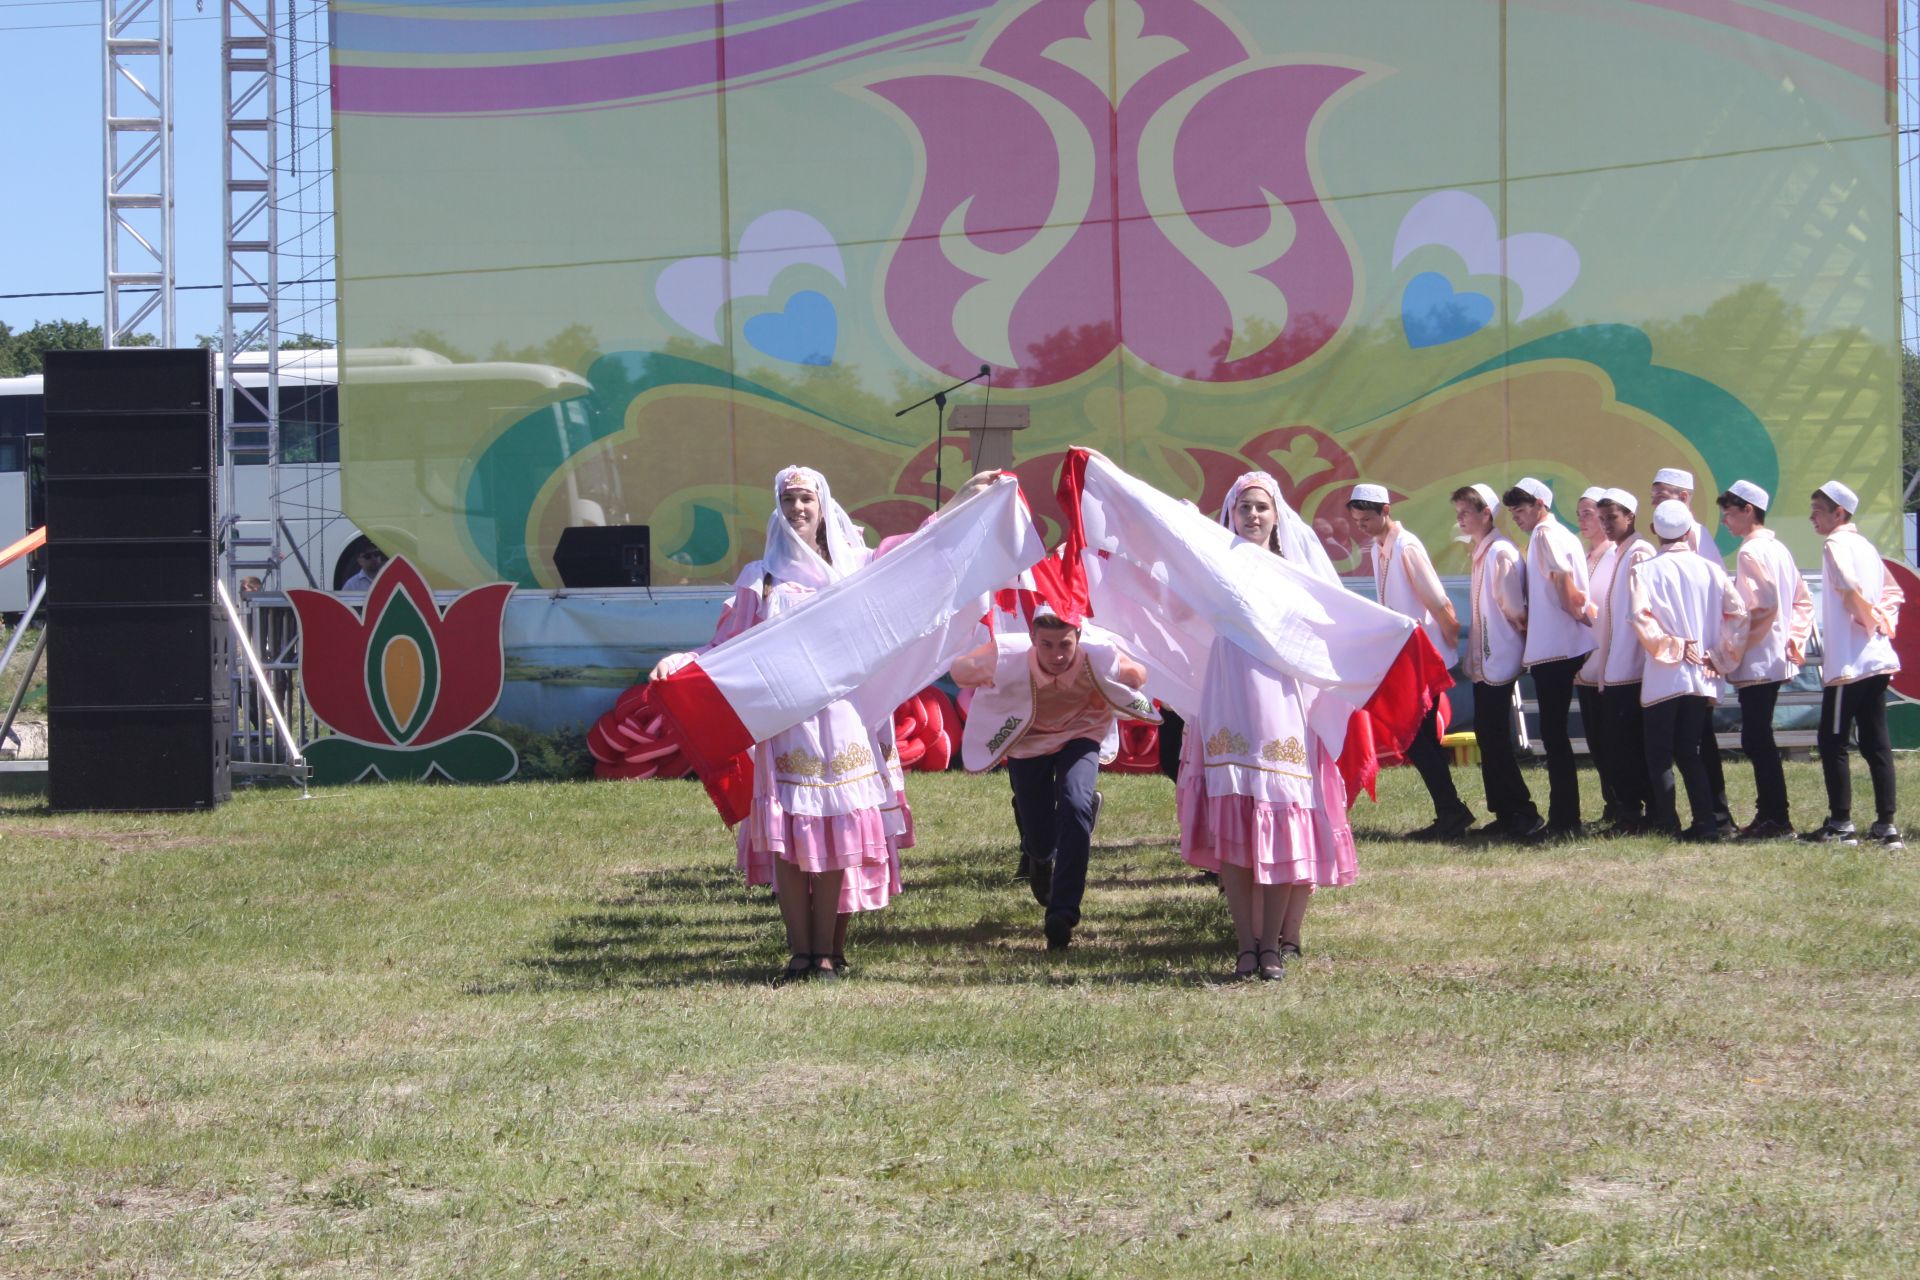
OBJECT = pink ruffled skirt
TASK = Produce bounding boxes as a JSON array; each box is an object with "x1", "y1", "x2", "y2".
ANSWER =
[
  {"x1": 1176, "y1": 759, "x2": 1357, "y2": 888},
  {"x1": 737, "y1": 796, "x2": 901, "y2": 913}
]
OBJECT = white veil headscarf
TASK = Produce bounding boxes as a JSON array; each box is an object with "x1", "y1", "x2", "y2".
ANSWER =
[
  {"x1": 763, "y1": 464, "x2": 872, "y2": 590},
  {"x1": 1220, "y1": 470, "x2": 1339, "y2": 584}
]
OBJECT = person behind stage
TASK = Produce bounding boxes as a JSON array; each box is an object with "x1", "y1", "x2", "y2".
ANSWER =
[
  {"x1": 1173, "y1": 471, "x2": 1356, "y2": 979},
  {"x1": 1501, "y1": 477, "x2": 1596, "y2": 838},
  {"x1": 1649, "y1": 466, "x2": 1733, "y2": 834},
  {"x1": 1452, "y1": 482, "x2": 1543, "y2": 840},
  {"x1": 651, "y1": 466, "x2": 905, "y2": 983},
  {"x1": 1800, "y1": 481, "x2": 1905, "y2": 849},
  {"x1": 950, "y1": 610, "x2": 1153, "y2": 952},
  {"x1": 1716, "y1": 480, "x2": 1814, "y2": 840},
  {"x1": 1580, "y1": 489, "x2": 1657, "y2": 833},
  {"x1": 1629, "y1": 500, "x2": 1749, "y2": 839},
  {"x1": 1346, "y1": 482, "x2": 1474, "y2": 840}
]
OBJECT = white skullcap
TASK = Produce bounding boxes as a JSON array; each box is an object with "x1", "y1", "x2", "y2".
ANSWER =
[
  {"x1": 1514, "y1": 476, "x2": 1552, "y2": 506},
  {"x1": 1350, "y1": 483, "x2": 1390, "y2": 504},
  {"x1": 1726, "y1": 479, "x2": 1769, "y2": 511},
  {"x1": 1468, "y1": 482, "x2": 1499, "y2": 510},
  {"x1": 1652, "y1": 499, "x2": 1693, "y2": 540},
  {"x1": 1653, "y1": 467, "x2": 1695, "y2": 490},
  {"x1": 1580, "y1": 486, "x2": 1607, "y2": 504},
  {"x1": 1599, "y1": 487, "x2": 1638, "y2": 514},
  {"x1": 1819, "y1": 480, "x2": 1859, "y2": 514}
]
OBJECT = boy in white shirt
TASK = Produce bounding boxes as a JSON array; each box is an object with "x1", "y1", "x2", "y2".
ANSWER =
[
  {"x1": 1453, "y1": 483, "x2": 1542, "y2": 840},
  {"x1": 1502, "y1": 477, "x2": 1596, "y2": 837},
  {"x1": 1715, "y1": 480, "x2": 1814, "y2": 840},
  {"x1": 1801, "y1": 481, "x2": 1904, "y2": 848},
  {"x1": 1348, "y1": 483, "x2": 1475, "y2": 841}
]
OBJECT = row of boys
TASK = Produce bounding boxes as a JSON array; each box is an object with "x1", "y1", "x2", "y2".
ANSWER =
[{"x1": 1345, "y1": 469, "x2": 1902, "y2": 846}]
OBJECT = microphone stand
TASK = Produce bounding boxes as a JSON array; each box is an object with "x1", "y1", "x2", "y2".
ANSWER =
[{"x1": 894, "y1": 365, "x2": 989, "y2": 511}]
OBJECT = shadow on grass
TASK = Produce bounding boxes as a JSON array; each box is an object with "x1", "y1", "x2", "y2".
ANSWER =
[{"x1": 489, "y1": 844, "x2": 1239, "y2": 992}]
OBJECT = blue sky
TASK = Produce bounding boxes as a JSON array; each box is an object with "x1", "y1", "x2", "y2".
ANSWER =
[{"x1": 0, "y1": 1, "x2": 333, "y2": 344}]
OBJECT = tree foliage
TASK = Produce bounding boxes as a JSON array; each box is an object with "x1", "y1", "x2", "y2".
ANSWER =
[{"x1": 0, "y1": 318, "x2": 156, "y2": 377}]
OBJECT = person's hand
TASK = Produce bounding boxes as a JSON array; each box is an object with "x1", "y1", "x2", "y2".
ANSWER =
[
  {"x1": 1682, "y1": 640, "x2": 1706, "y2": 667},
  {"x1": 650, "y1": 651, "x2": 694, "y2": 681},
  {"x1": 1786, "y1": 638, "x2": 1805, "y2": 666}
]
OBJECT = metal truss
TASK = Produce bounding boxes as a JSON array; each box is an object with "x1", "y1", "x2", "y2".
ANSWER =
[
  {"x1": 221, "y1": 0, "x2": 281, "y2": 585},
  {"x1": 102, "y1": 0, "x2": 176, "y2": 347}
]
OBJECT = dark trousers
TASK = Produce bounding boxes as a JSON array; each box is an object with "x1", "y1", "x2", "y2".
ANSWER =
[
  {"x1": 1818, "y1": 674, "x2": 1896, "y2": 825},
  {"x1": 1007, "y1": 736, "x2": 1101, "y2": 928},
  {"x1": 1699, "y1": 710, "x2": 1731, "y2": 829},
  {"x1": 1529, "y1": 656, "x2": 1584, "y2": 829},
  {"x1": 1472, "y1": 679, "x2": 1538, "y2": 825},
  {"x1": 1601, "y1": 683, "x2": 1649, "y2": 823},
  {"x1": 1576, "y1": 683, "x2": 1618, "y2": 817},
  {"x1": 1404, "y1": 701, "x2": 1468, "y2": 819},
  {"x1": 1644, "y1": 695, "x2": 1714, "y2": 835},
  {"x1": 1738, "y1": 682, "x2": 1789, "y2": 825}
]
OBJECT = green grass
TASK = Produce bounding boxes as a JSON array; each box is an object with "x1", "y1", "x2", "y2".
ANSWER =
[{"x1": 1, "y1": 758, "x2": 1916, "y2": 1278}]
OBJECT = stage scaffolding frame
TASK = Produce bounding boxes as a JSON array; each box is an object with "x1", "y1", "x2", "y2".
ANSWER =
[
  {"x1": 219, "y1": 0, "x2": 283, "y2": 591},
  {"x1": 102, "y1": 0, "x2": 176, "y2": 348}
]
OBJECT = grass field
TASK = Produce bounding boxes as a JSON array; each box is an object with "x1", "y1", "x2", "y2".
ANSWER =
[{"x1": 1, "y1": 757, "x2": 1916, "y2": 1278}]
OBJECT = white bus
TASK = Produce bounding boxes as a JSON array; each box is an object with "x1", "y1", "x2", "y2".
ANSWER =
[{"x1": 0, "y1": 347, "x2": 608, "y2": 608}]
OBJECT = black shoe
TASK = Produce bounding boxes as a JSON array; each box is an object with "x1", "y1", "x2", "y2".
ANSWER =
[
  {"x1": 1404, "y1": 808, "x2": 1475, "y2": 842},
  {"x1": 1543, "y1": 821, "x2": 1585, "y2": 841},
  {"x1": 1043, "y1": 913, "x2": 1074, "y2": 951},
  {"x1": 1797, "y1": 819, "x2": 1859, "y2": 846},
  {"x1": 811, "y1": 956, "x2": 841, "y2": 982},
  {"x1": 1868, "y1": 821, "x2": 1905, "y2": 851},
  {"x1": 1736, "y1": 817, "x2": 1794, "y2": 842},
  {"x1": 1232, "y1": 949, "x2": 1259, "y2": 981},
  {"x1": 1506, "y1": 813, "x2": 1548, "y2": 843},
  {"x1": 1680, "y1": 825, "x2": 1727, "y2": 844},
  {"x1": 1278, "y1": 941, "x2": 1303, "y2": 962},
  {"x1": 1256, "y1": 947, "x2": 1286, "y2": 980},
  {"x1": 772, "y1": 955, "x2": 813, "y2": 986},
  {"x1": 829, "y1": 953, "x2": 850, "y2": 978},
  {"x1": 1467, "y1": 820, "x2": 1507, "y2": 841},
  {"x1": 1028, "y1": 857, "x2": 1054, "y2": 908}
]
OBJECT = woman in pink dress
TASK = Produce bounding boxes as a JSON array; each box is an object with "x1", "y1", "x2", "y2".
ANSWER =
[
  {"x1": 1176, "y1": 471, "x2": 1356, "y2": 980},
  {"x1": 653, "y1": 466, "x2": 906, "y2": 983}
]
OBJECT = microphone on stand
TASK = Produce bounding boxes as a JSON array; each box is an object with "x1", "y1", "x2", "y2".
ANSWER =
[{"x1": 894, "y1": 363, "x2": 994, "y2": 511}]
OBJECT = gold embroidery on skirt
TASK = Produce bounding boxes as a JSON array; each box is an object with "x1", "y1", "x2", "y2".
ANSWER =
[
  {"x1": 1204, "y1": 727, "x2": 1251, "y2": 758},
  {"x1": 1261, "y1": 736, "x2": 1307, "y2": 766},
  {"x1": 774, "y1": 748, "x2": 826, "y2": 778}
]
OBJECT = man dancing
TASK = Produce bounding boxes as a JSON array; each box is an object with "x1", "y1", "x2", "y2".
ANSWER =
[{"x1": 951, "y1": 611, "x2": 1154, "y2": 951}]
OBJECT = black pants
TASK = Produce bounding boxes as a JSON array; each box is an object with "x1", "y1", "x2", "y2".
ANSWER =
[
  {"x1": 1818, "y1": 674, "x2": 1896, "y2": 825},
  {"x1": 1529, "y1": 656, "x2": 1584, "y2": 829},
  {"x1": 1601, "y1": 683, "x2": 1649, "y2": 824},
  {"x1": 1738, "y1": 681, "x2": 1789, "y2": 825},
  {"x1": 1007, "y1": 736, "x2": 1101, "y2": 928},
  {"x1": 1644, "y1": 695, "x2": 1714, "y2": 835},
  {"x1": 1472, "y1": 679, "x2": 1538, "y2": 826},
  {"x1": 1699, "y1": 708, "x2": 1731, "y2": 829},
  {"x1": 1576, "y1": 683, "x2": 1618, "y2": 817},
  {"x1": 1404, "y1": 701, "x2": 1468, "y2": 820}
]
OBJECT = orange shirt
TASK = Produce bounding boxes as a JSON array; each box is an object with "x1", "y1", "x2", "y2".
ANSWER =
[{"x1": 1015, "y1": 651, "x2": 1117, "y2": 758}]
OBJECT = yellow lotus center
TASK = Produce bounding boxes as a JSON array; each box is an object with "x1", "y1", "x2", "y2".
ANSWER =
[{"x1": 382, "y1": 635, "x2": 425, "y2": 730}]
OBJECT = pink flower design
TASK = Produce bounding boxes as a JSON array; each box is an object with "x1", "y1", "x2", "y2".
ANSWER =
[{"x1": 867, "y1": 0, "x2": 1362, "y2": 386}]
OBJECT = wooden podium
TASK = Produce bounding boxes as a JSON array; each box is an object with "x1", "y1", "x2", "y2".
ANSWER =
[{"x1": 948, "y1": 404, "x2": 1030, "y2": 472}]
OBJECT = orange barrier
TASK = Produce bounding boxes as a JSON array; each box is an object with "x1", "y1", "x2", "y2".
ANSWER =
[{"x1": 0, "y1": 527, "x2": 45, "y2": 571}]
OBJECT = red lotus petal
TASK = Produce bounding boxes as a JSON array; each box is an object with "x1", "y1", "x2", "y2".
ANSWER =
[
  {"x1": 287, "y1": 587, "x2": 388, "y2": 742},
  {"x1": 415, "y1": 581, "x2": 515, "y2": 745}
]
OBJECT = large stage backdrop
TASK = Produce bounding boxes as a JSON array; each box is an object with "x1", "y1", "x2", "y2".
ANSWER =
[{"x1": 331, "y1": 0, "x2": 1900, "y2": 592}]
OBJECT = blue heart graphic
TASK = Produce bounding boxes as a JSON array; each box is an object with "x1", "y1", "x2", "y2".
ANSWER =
[
  {"x1": 1401, "y1": 272, "x2": 1494, "y2": 348},
  {"x1": 744, "y1": 290, "x2": 837, "y2": 366}
]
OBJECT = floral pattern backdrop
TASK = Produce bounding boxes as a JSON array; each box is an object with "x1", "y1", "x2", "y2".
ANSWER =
[{"x1": 331, "y1": 0, "x2": 1900, "y2": 591}]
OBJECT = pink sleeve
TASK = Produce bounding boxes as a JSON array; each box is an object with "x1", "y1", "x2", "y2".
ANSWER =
[
  {"x1": 1713, "y1": 570, "x2": 1750, "y2": 673},
  {"x1": 707, "y1": 584, "x2": 764, "y2": 648},
  {"x1": 1629, "y1": 567, "x2": 1687, "y2": 664}
]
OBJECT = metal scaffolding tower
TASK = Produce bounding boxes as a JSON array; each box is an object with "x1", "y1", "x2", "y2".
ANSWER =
[
  {"x1": 221, "y1": 0, "x2": 282, "y2": 586},
  {"x1": 102, "y1": 0, "x2": 176, "y2": 347}
]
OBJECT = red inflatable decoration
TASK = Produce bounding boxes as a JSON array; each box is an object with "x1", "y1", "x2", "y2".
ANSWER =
[
  {"x1": 589, "y1": 683, "x2": 695, "y2": 780},
  {"x1": 1103, "y1": 717, "x2": 1161, "y2": 773},
  {"x1": 893, "y1": 685, "x2": 961, "y2": 771}
]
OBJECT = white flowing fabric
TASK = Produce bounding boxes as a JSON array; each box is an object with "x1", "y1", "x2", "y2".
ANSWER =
[
  {"x1": 1219, "y1": 470, "x2": 1339, "y2": 583},
  {"x1": 1074, "y1": 453, "x2": 1417, "y2": 757},
  {"x1": 677, "y1": 476, "x2": 1047, "y2": 747}
]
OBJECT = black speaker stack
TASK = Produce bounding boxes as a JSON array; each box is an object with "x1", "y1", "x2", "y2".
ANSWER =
[{"x1": 42, "y1": 349, "x2": 231, "y2": 812}]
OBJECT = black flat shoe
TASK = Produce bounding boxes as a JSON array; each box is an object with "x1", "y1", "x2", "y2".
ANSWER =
[
  {"x1": 1257, "y1": 947, "x2": 1286, "y2": 981},
  {"x1": 772, "y1": 955, "x2": 813, "y2": 986},
  {"x1": 1232, "y1": 948, "x2": 1259, "y2": 981},
  {"x1": 830, "y1": 953, "x2": 851, "y2": 978},
  {"x1": 811, "y1": 955, "x2": 841, "y2": 982}
]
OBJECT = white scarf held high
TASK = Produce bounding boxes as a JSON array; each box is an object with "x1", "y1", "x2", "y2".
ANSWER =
[{"x1": 1076, "y1": 452, "x2": 1417, "y2": 754}]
